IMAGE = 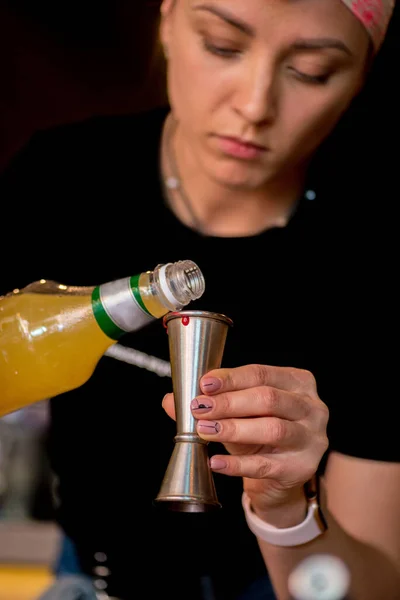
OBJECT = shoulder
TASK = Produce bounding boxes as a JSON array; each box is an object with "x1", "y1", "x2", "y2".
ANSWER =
[
  {"x1": 323, "y1": 258, "x2": 399, "y2": 464},
  {"x1": 307, "y1": 183, "x2": 398, "y2": 464}
]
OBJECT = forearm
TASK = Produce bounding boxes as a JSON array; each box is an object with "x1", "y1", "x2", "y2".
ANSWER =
[
  {"x1": 250, "y1": 484, "x2": 400, "y2": 600},
  {"x1": 260, "y1": 511, "x2": 399, "y2": 599}
]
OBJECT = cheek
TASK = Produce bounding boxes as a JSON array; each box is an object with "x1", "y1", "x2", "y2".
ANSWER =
[
  {"x1": 167, "y1": 37, "x2": 232, "y2": 126},
  {"x1": 282, "y1": 87, "x2": 357, "y2": 155}
]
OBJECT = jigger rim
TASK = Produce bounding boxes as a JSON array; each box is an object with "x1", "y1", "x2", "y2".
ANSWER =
[{"x1": 164, "y1": 310, "x2": 233, "y2": 328}]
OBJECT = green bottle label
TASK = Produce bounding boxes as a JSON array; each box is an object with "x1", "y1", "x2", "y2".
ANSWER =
[
  {"x1": 92, "y1": 276, "x2": 154, "y2": 340},
  {"x1": 129, "y1": 274, "x2": 149, "y2": 314},
  {"x1": 91, "y1": 286, "x2": 125, "y2": 340}
]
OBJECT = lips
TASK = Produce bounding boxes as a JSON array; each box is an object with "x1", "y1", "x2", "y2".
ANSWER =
[
  {"x1": 214, "y1": 135, "x2": 268, "y2": 160},
  {"x1": 224, "y1": 136, "x2": 267, "y2": 150}
]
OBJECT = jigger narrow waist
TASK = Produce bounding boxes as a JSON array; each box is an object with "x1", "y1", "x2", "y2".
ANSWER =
[{"x1": 174, "y1": 433, "x2": 208, "y2": 444}]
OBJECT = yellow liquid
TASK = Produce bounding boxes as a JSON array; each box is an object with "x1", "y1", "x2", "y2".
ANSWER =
[
  {"x1": 135, "y1": 271, "x2": 168, "y2": 319},
  {"x1": 0, "y1": 290, "x2": 113, "y2": 416}
]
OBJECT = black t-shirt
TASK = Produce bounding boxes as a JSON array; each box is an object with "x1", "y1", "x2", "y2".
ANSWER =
[{"x1": 1, "y1": 106, "x2": 398, "y2": 600}]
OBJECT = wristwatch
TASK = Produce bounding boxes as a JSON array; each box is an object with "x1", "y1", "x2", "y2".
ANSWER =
[{"x1": 242, "y1": 477, "x2": 327, "y2": 547}]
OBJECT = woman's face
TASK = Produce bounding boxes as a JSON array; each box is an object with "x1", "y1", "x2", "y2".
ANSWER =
[{"x1": 160, "y1": 0, "x2": 370, "y2": 190}]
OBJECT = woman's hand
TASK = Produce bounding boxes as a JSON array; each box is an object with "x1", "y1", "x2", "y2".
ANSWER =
[{"x1": 162, "y1": 364, "x2": 329, "y2": 526}]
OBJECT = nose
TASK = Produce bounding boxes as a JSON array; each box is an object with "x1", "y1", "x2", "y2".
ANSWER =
[{"x1": 232, "y1": 58, "x2": 278, "y2": 126}]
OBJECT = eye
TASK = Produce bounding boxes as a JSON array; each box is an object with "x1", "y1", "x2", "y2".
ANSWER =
[
  {"x1": 288, "y1": 66, "x2": 331, "y2": 85},
  {"x1": 203, "y1": 39, "x2": 241, "y2": 59}
]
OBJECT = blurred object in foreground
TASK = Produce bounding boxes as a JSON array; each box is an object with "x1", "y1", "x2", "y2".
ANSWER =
[
  {"x1": 288, "y1": 554, "x2": 351, "y2": 600},
  {"x1": 0, "y1": 401, "x2": 51, "y2": 521},
  {"x1": 0, "y1": 564, "x2": 54, "y2": 600},
  {"x1": 37, "y1": 575, "x2": 98, "y2": 600}
]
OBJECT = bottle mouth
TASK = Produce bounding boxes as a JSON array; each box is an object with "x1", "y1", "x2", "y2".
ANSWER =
[{"x1": 157, "y1": 261, "x2": 205, "y2": 310}]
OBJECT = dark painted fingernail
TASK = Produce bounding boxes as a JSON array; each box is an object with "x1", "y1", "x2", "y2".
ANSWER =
[
  {"x1": 197, "y1": 420, "x2": 221, "y2": 434},
  {"x1": 191, "y1": 397, "x2": 214, "y2": 412},
  {"x1": 200, "y1": 377, "x2": 222, "y2": 393}
]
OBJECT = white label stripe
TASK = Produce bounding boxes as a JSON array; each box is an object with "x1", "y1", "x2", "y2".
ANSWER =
[{"x1": 99, "y1": 278, "x2": 154, "y2": 333}]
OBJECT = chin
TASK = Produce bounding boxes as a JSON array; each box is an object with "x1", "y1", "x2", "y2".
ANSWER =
[{"x1": 210, "y1": 162, "x2": 269, "y2": 191}]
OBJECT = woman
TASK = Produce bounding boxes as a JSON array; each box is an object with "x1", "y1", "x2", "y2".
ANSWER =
[{"x1": 1, "y1": 1, "x2": 399, "y2": 599}]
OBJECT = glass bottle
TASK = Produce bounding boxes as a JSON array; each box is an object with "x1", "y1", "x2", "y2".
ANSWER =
[{"x1": 0, "y1": 260, "x2": 205, "y2": 416}]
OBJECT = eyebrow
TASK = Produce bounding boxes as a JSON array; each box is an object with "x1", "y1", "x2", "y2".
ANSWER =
[
  {"x1": 193, "y1": 4, "x2": 255, "y2": 36},
  {"x1": 192, "y1": 3, "x2": 353, "y2": 56},
  {"x1": 291, "y1": 39, "x2": 353, "y2": 56}
]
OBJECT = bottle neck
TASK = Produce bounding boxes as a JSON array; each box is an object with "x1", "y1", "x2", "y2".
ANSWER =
[
  {"x1": 91, "y1": 261, "x2": 205, "y2": 340},
  {"x1": 92, "y1": 275, "x2": 155, "y2": 340}
]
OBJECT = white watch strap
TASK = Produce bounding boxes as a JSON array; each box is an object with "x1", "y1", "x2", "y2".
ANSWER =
[{"x1": 242, "y1": 491, "x2": 326, "y2": 547}]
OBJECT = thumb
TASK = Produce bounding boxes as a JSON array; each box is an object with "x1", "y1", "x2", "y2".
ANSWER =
[{"x1": 162, "y1": 393, "x2": 176, "y2": 421}]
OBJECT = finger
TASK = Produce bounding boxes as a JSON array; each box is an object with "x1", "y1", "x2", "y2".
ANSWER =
[
  {"x1": 162, "y1": 393, "x2": 176, "y2": 420},
  {"x1": 197, "y1": 417, "x2": 305, "y2": 448},
  {"x1": 200, "y1": 364, "x2": 317, "y2": 396},
  {"x1": 209, "y1": 453, "x2": 285, "y2": 479},
  {"x1": 192, "y1": 387, "x2": 310, "y2": 422}
]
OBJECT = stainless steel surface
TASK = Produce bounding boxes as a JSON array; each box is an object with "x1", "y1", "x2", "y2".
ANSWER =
[{"x1": 155, "y1": 311, "x2": 233, "y2": 512}]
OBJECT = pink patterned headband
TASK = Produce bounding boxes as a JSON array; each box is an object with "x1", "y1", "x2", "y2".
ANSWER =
[{"x1": 342, "y1": 0, "x2": 395, "y2": 50}]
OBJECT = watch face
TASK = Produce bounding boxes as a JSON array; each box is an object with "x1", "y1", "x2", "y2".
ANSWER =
[{"x1": 288, "y1": 554, "x2": 350, "y2": 600}]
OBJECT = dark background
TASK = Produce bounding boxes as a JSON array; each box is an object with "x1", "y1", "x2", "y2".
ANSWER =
[{"x1": 0, "y1": 0, "x2": 166, "y2": 173}]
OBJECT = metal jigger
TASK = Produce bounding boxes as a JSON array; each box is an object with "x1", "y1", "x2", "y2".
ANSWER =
[{"x1": 154, "y1": 310, "x2": 233, "y2": 513}]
